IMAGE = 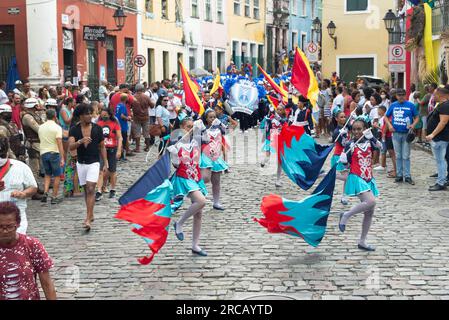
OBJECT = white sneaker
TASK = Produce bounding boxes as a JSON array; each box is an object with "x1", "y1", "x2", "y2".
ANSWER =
[
  {"x1": 275, "y1": 180, "x2": 282, "y2": 187},
  {"x1": 373, "y1": 166, "x2": 386, "y2": 171},
  {"x1": 340, "y1": 197, "x2": 349, "y2": 205}
]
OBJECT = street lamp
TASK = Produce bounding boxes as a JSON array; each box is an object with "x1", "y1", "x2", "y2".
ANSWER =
[
  {"x1": 113, "y1": 7, "x2": 127, "y2": 30},
  {"x1": 327, "y1": 21, "x2": 337, "y2": 49},
  {"x1": 312, "y1": 17, "x2": 322, "y2": 33},
  {"x1": 383, "y1": 9, "x2": 397, "y2": 33},
  {"x1": 107, "y1": 7, "x2": 127, "y2": 32}
]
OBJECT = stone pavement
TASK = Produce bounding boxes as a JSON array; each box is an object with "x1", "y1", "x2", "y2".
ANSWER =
[{"x1": 26, "y1": 130, "x2": 449, "y2": 300}]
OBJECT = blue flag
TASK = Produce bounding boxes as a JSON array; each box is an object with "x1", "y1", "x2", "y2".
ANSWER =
[{"x1": 119, "y1": 153, "x2": 171, "y2": 206}]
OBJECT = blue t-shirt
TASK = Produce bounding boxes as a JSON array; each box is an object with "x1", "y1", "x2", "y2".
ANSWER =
[
  {"x1": 386, "y1": 101, "x2": 418, "y2": 133},
  {"x1": 115, "y1": 103, "x2": 129, "y2": 132}
]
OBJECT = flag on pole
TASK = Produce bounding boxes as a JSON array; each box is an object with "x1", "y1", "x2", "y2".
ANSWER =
[
  {"x1": 290, "y1": 48, "x2": 319, "y2": 109},
  {"x1": 116, "y1": 153, "x2": 174, "y2": 265},
  {"x1": 266, "y1": 95, "x2": 281, "y2": 110},
  {"x1": 210, "y1": 68, "x2": 223, "y2": 96},
  {"x1": 278, "y1": 124, "x2": 334, "y2": 190},
  {"x1": 255, "y1": 165, "x2": 337, "y2": 247},
  {"x1": 257, "y1": 64, "x2": 288, "y2": 100},
  {"x1": 179, "y1": 60, "x2": 205, "y2": 116}
]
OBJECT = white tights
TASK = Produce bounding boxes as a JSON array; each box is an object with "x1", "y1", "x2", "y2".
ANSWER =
[
  {"x1": 340, "y1": 191, "x2": 376, "y2": 246},
  {"x1": 176, "y1": 190, "x2": 206, "y2": 251},
  {"x1": 201, "y1": 169, "x2": 222, "y2": 206}
]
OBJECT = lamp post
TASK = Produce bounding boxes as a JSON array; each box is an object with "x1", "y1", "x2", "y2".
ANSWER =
[
  {"x1": 312, "y1": 17, "x2": 322, "y2": 59},
  {"x1": 327, "y1": 21, "x2": 337, "y2": 50},
  {"x1": 383, "y1": 9, "x2": 397, "y2": 34},
  {"x1": 107, "y1": 7, "x2": 127, "y2": 32}
]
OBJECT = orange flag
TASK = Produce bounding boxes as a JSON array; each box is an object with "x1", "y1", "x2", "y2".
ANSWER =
[
  {"x1": 257, "y1": 64, "x2": 288, "y2": 100},
  {"x1": 266, "y1": 95, "x2": 280, "y2": 110},
  {"x1": 179, "y1": 60, "x2": 205, "y2": 116},
  {"x1": 290, "y1": 48, "x2": 319, "y2": 109}
]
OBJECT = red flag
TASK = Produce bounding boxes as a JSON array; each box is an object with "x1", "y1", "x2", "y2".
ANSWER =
[
  {"x1": 290, "y1": 48, "x2": 319, "y2": 108},
  {"x1": 266, "y1": 95, "x2": 280, "y2": 110},
  {"x1": 257, "y1": 64, "x2": 288, "y2": 101},
  {"x1": 180, "y1": 60, "x2": 205, "y2": 116}
]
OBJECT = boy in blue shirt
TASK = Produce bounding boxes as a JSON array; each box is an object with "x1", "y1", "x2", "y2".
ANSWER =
[
  {"x1": 115, "y1": 94, "x2": 131, "y2": 160},
  {"x1": 384, "y1": 88, "x2": 419, "y2": 184}
]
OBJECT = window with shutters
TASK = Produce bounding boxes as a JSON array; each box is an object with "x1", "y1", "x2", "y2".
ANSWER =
[
  {"x1": 345, "y1": 0, "x2": 369, "y2": 13},
  {"x1": 234, "y1": 0, "x2": 241, "y2": 15},
  {"x1": 217, "y1": 0, "x2": 224, "y2": 23},
  {"x1": 245, "y1": 0, "x2": 250, "y2": 17},
  {"x1": 161, "y1": 0, "x2": 168, "y2": 19},
  {"x1": 145, "y1": 0, "x2": 153, "y2": 13},
  {"x1": 205, "y1": 0, "x2": 212, "y2": 21},
  {"x1": 192, "y1": 0, "x2": 199, "y2": 18},
  {"x1": 253, "y1": 0, "x2": 259, "y2": 19}
]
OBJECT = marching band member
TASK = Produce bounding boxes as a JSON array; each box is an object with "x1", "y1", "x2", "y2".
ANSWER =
[
  {"x1": 199, "y1": 109, "x2": 229, "y2": 210},
  {"x1": 338, "y1": 119, "x2": 382, "y2": 251},
  {"x1": 168, "y1": 118, "x2": 209, "y2": 256}
]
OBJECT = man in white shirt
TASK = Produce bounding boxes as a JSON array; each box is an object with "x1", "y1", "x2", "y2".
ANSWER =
[
  {"x1": 0, "y1": 81, "x2": 8, "y2": 104},
  {"x1": 0, "y1": 137, "x2": 38, "y2": 234},
  {"x1": 332, "y1": 86, "x2": 345, "y2": 113}
]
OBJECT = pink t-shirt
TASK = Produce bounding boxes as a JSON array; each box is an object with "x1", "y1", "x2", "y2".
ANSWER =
[{"x1": 0, "y1": 234, "x2": 53, "y2": 300}]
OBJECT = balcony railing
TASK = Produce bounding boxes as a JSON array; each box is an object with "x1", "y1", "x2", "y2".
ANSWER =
[{"x1": 432, "y1": 1, "x2": 449, "y2": 35}]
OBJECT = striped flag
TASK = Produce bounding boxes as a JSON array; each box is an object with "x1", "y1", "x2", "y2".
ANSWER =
[
  {"x1": 115, "y1": 153, "x2": 173, "y2": 265},
  {"x1": 210, "y1": 68, "x2": 223, "y2": 96},
  {"x1": 290, "y1": 48, "x2": 319, "y2": 109},
  {"x1": 179, "y1": 60, "x2": 205, "y2": 116}
]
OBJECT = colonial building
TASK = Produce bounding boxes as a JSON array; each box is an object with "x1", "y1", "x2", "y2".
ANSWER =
[
  {"x1": 138, "y1": 0, "x2": 184, "y2": 84},
  {"x1": 266, "y1": 0, "x2": 289, "y2": 74},
  {"x1": 321, "y1": 0, "x2": 393, "y2": 84},
  {"x1": 0, "y1": 0, "x2": 138, "y2": 98},
  {"x1": 227, "y1": 0, "x2": 266, "y2": 73},
  {"x1": 288, "y1": 0, "x2": 321, "y2": 52},
  {"x1": 182, "y1": 0, "x2": 228, "y2": 73}
]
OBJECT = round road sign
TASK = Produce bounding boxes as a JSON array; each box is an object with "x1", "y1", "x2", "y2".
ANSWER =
[{"x1": 134, "y1": 55, "x2": 146, "y2": 68}]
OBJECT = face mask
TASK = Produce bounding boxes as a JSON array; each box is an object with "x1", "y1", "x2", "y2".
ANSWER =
[
  {"x1": 168, "y1": 93, "x2": 174, "y2": 98},
  {"x1": 381, "y1": 95, "x2": 386, "y2": 99},
  {"x1": 152, "y1": 88, "x2": 158, "y2": 92},
  {"x1": 101, "y1": 116, "x2": 109, "y2": 121},
  {"x1": 0, "y1": 157, "x2": 8, "y2": 167}
]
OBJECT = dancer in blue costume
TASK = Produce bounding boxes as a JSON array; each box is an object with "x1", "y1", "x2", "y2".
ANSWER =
[{"x1": 338, "y1": 119, "x2": 382, "y2": 251}]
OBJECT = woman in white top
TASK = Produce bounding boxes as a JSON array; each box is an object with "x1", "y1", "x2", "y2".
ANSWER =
[{"x1": 166, "y1": 88, "x2": 182, "y2": 126}]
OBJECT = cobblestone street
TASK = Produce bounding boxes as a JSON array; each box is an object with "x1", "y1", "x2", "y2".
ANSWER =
[{"x1": 27, "y1": 131, "x2": 449, "y2": 300}]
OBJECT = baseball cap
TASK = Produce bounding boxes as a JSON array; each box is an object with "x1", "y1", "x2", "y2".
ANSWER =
[
  {"x1": 396, "y1": 88, "x2": 406, "y2": 96},
  {"x1": 0, "y1": 104, "x2": 12, "y2": 114},
  {"x1": 24, "y1": 98, "x2": 39, "y2": 109}
]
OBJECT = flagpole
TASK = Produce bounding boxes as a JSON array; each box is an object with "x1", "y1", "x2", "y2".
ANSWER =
[{"x1": 334, "y1": 109, "x2": 357, "y2": 142}]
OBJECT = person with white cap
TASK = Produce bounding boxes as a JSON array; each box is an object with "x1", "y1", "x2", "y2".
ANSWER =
[
  {"x1": 13, "y1": 80, "x2": 23, "y2": 96},
  {"x1": 0, "y1": 104, "x2": 25, "y2": 160},
  {"x1": 21, "y1": 98, "x2": 45, "y2": 199}
]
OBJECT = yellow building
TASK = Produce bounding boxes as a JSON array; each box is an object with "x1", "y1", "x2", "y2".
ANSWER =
[
  {"x1": 322, "y1": 0, "x2": 394, "y2": 84},
  {"x1": 227, "y1": 0, "x2": 266, "y2": 72},
  {"x1": 138, "y1": 0, "x2": 184, "y2": 83}
]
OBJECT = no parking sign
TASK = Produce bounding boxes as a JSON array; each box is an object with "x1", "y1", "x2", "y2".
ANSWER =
[{"x1": 388, "y1": 44, "x2": 406, "y2": 73}]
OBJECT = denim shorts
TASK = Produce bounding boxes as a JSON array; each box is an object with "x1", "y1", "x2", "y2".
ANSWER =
[{"x1": 41, "y1": 152, "x2": 61, "y2": 177}]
